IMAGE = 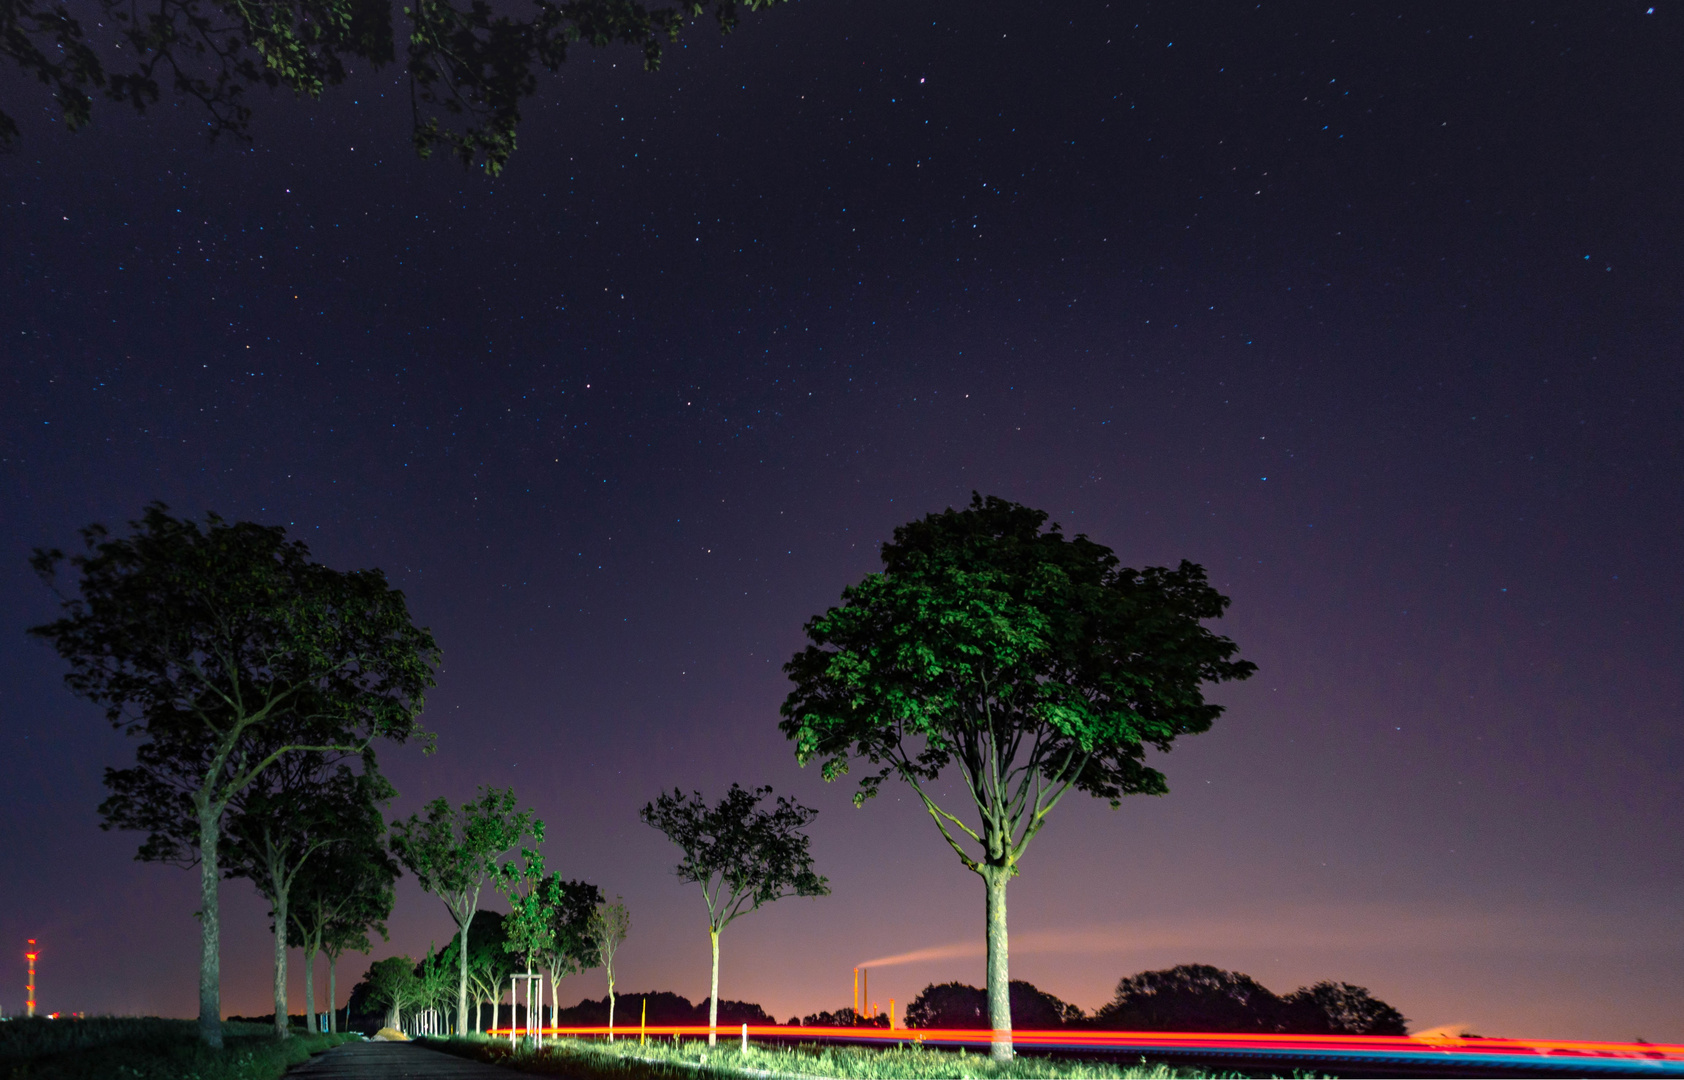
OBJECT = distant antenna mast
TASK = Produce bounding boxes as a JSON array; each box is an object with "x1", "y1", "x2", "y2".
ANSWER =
[{"x1": 25, "y1": 940, "x2": 37, "y2": 1019}]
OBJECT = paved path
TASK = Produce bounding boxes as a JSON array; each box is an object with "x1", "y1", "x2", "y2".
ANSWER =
[{"x1": 288, "y1": 1040, "x2": 520, "y2": 1078}]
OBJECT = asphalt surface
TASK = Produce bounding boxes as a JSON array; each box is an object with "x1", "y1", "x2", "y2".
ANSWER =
[{"x1": 288, "y1": 1041, "x2": 518, "y2": 1077}]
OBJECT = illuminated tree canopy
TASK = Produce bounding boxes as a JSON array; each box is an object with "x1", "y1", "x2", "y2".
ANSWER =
[{"x1": 780, "y1": 494, "x2": 1255, "y2": 1059}]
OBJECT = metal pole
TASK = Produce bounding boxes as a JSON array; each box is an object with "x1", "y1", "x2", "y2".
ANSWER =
[{"x1": 853, "y1": 967, "x2": 858, "y2": 1017}]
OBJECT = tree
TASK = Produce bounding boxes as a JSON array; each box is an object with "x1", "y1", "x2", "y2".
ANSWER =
[
  {"x1": 780, "y1": 495, "x2": 1255, "y2": 1061},
  {"x1": 434, "y1": 910, "x2": 516, "y2": 1032},
  {"x1": 0, "y1": 0, "x2": 784, "y2": 174},
  {"x1": 364, "y1": 955, "x2": 425, "y2": 1030},
  {"x1": 904, "y1": 980, "x2": 1083, "y2": 1030},
  {"x1": 640, "y1": 783, "x2": 828, "y2": 1045},
  {"x1": 28, "y1": 504, "x2": 438, "y2": 1047},
  {"x1": 1093, "y1": 964, "x2": 1281, "y2": 1033},
  {"x1": 1279, "y1": 981, "x2": 1407, "y2": 1036},
  {"x1": 536, "y1": 877, "x2": 605, "y2": 1025},
  {"x1": 497, "y1": 848, "x2": 602, "y2": 1034},
  {"x1": 285, "y1": 769, "x2": 400, "y2": 1033},
  {"x1": 585, "y1": 898, "x2": 630, "y2": 1038},
  {"x1": 224, "y1": 752, "x2": 392, "y2": 1037},
  {"x1": 390, "y1": 786, "x2": 541, "y2": 1036}
]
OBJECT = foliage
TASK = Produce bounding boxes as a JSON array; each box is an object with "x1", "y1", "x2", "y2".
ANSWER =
[
  {"x1": 499, "y1": 845, "x2": 604, "y2": 1000},
  {"x1": 640, "y1": 783, "x2": 828, "y2": 933},
  {"x1": 224, "y1": 750, "x2": 395, "y2": 1035},
  {"x1": 780, "y1": 495, "x2": 1253, "y2": 1055},
  {"x1": 0, "y1": 1016, "x2": 352, "y2": 1079},
  {"x1": 433, "y1": 910, "x2": 518, "y2": 1030},
  {"x1": 430, "y1": 1034, "x2": 1233, "y2": 1079},
  {"x1": 587, "y1": 898, "x2": 632, "y2": 1032},
  {"x1": 800, "y1": 1007, "x2": 887, "y2": 1028},
  {"x1": 904, "y1": 982, "x2": 1083, "y2": 1030},
  {"x1": 1093, "y1": 967, "x2": 1279, "y2": 1035},
  {"x1": 28, "y1": 502, "x2": 437, "y2": 1045},
  {"x1": 364, "y1": 955, "x2": 426, "y2": 1027},
  {"x1": 286, "y1": 778, "x2": 402, "y2": 1032},
  {"x1": 390, "y1": 785, "x2": 542, "y2": 1035},
  {"x1": 641, "y1": 782, "x2": 828, "y2": 1040},
  {"x1": 1092, "y1": 965, "x2": 1407, "y2": 1037},
  {"x1": 0, "y1": 0, "x2": 787, "y2": 173},
  {"x1": 1277, "y1": 981, "x2": 1407, "y2": 1036}
]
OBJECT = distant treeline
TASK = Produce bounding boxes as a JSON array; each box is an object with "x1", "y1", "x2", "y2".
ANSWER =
[
  {"x1": 900, "y1": 966, "x2": 1407, "y2": 1035},
  {"x1": 351, "y1": 964, "x2": 1404, "y2": 1036}
]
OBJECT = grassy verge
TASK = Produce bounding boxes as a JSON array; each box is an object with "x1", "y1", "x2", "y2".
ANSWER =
[
  {"x1": 425, "y1": 1034, "x2": 1249, "y2": 1080},
  {"x1": 0, "y1": 1016, "x2": 355, "y2": 1080}
]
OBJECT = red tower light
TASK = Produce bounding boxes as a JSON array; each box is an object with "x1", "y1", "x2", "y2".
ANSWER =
[{"x1": 25, "y1": 939, "x2": 38, "y2": 1019}]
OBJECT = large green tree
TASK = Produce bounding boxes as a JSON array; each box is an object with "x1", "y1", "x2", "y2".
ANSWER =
[
  {"x1": 640, "y1": 783, "x2": 828, "y2": 1046},
  {"x1": 28, "y1": 503, "x2": 438, "y2": 1048},
  {"x1": 224, "y1": 752, "x2": 393, "y2": 1037},
  {"x1": 284, "y1": 765, "x2": 400, "y2": 1033},
  {"x1": 779, "y1": 495, "x2": 1255, "y2": 1061},
  {"x1": 0, "y1": 0, "x2": 782, "y2": 173},
  {"x1": 390, "y1": 786, "x2": 540, "y2": 1036}
]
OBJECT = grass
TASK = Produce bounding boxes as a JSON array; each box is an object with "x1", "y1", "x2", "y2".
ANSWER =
[
  {"x1": 427, "y1": 1033, "x2": 1256, "y2": 1080},
  {"x1": 0, "y1": 1016, "x2": 355, "y2": 1080}
]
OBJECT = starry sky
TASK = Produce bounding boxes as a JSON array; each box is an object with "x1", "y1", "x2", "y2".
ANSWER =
[{"x1": 2, "y1": 0, "x2": 1681, "y2": 1042}]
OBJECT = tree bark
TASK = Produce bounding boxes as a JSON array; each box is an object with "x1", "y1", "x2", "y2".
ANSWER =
[
  {"x1": 303, "y1": 941, "x2": 317, "y2": 1034},
  {"x1": 197, "y1": 800, "x2": 224, "y2": 1049},
  {"x1": 984, "y1": 868, "x2": 1012, "y2": 1062},
  {"x1": 607, "y1": 968, "x2": 616, "y2": 1042},
  {"x1": 456, "y1": 914, "x2": 473, "y2": 1036},
  {"x1": 708, "y1": 928, "x2": 720, "y2": 1047},
  {"x1": 328, "y1": 954, "x2": 337, "y2": 1033},
  {"x1": 272, "y1": 883, "x2": 290, "y2": 1037}
]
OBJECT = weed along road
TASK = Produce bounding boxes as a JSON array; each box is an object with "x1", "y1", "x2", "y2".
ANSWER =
[{"x1": 289, "y1": 1040, "x2": 517, "y2": 1078}]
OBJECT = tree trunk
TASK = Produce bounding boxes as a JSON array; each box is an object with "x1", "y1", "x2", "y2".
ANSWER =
[
  {"x1": 272, "y1": 883, "x2": 290, "y2": 1037},
  {"x1": 328, "y1": 955, "x2": 337, "y2": 1033},
  {"x1": 197, "y1": 801, "x2": 224, "y2": 1049},
  {"x1": 607, "y1": 967, "x2": 616, "y2": 1042},
  {"x1": 456, "y1": 914, "x2": 473, "y2": 1037},
  {"x1": 303, "y1": 941, "x2": 317, "y2": 1034},
  {"x1": 708, "y1": 928, "x2": 720, "y2": 1047},
  {"x1": 984, "y1": 867, "x2": 1012, "y2": 1062}
]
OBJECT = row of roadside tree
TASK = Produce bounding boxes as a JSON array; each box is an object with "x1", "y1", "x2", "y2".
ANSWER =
[{"x1": 33, "y1": 495, "x2": 1398, "y2": 1059}]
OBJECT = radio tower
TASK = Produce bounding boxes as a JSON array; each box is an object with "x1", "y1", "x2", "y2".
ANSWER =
[{"x1": 25, "y1": 940, "x2": 37, "y2": 1019}]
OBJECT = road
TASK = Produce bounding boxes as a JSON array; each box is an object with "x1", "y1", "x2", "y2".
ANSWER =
[{"x1": 288, "y1": 1041, "x2": 518, "y2": 1078}]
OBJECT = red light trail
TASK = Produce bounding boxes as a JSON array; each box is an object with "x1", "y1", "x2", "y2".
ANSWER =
[{"x1": 484, "y1": 1024, "x2": 1684, "y2": 1076}]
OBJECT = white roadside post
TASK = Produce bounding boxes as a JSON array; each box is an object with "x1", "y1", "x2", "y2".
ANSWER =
[{"x1": 741, "y1": 1023, "x2": 748, "y2": 1053}]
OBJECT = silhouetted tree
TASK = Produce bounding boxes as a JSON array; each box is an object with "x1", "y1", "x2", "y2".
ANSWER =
[
  {"x1": 29, "y1": 504, "x2": 437, "y2": 1047},
  {"x1": 782, "y1": 495, "x2": 1254, "y2": 1059},
  {"x1": 1279, "y1": 981, "x2": 1407, "y2": 1035},
  {"x1": 1093, "y1": 964, "x2": 1281, "y2": 1033},
  {"x1": 641, "y1": 783, "x2": 828, "y2": 1045},
  {"x1": 904, "y1": 981, "x2": 1082, "y2": 1030},
  {"x1": 800, "y1": 1007, "x2": 885, "y2": 1028},
  {"x1": 225, "y1": 752, "x2": 394, "y2": 1037},
  {"x1": 288, "y1": 791, "x2": 400, "y2": 1033}
]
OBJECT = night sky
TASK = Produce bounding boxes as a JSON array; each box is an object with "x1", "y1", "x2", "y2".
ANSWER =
[{"x1": 2, "y1": 0, "x2": 1681, "y2": 1042}]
